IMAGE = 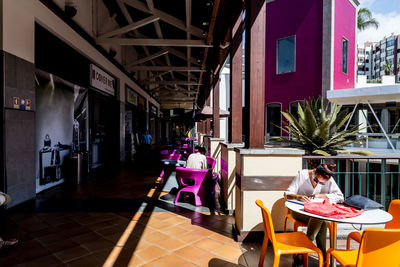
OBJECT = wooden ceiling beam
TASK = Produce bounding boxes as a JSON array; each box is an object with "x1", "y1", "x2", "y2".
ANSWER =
[
  {"x1": 99, "y1": 15, "x2": 159, "y2": 38},
  {"x1": 121, "y1": 0, "x2": 204, "y2": 38},
  {"x1": 96, "y1": 38, "x2": 212, "y2": 47}
]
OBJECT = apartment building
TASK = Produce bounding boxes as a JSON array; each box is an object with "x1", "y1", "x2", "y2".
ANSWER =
[{"x1": 358, "y1": 35, "x2": 400, "y2": 81}]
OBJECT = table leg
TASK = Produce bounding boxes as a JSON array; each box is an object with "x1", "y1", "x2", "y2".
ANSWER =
[{"x1": 330, "y1": 222, "x2": 337, "y2": 267}]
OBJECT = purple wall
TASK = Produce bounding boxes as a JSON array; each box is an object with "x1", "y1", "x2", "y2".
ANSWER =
[
  {"x1": 333, "y1": 0, "x2": 356, "y2": 89},
  {"x1": 265, "y1": 0, "x2": 323, "y2": 115}
]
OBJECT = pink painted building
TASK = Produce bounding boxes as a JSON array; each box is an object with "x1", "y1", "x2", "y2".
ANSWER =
[{"x1": 265, "y1": 0, "x2": 358, "y2": 136}]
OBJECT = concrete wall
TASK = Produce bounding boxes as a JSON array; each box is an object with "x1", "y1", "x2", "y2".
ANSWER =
[
  {"x1": 265, "y1": 0, "x2": 323, "y2": 113},
  {"x1": 3, "y1": 51, "x2": 36, "y2": 207},
  {"x1": 333, "y1": 0, "x2": 356, "y2": 90}
]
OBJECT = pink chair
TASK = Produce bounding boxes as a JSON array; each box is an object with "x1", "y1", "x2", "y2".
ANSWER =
[
  {"x1": 182, "y1": 144, "x2": 188, "y2": 149},
  {"x1": 168, "y1": 154, "x2": 182, "y2": 160},
  {"x1": 206, "y1": 156, "x2": 216, "y2": 170},
  {"x1": 160, "y1": 149, "x2": 170, "y2": 155},
  {"x1": 174, "y1": 167, "x2": 209, "y2": 206}
]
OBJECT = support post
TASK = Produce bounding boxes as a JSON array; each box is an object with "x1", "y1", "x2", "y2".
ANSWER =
[
  {"x1": 213, "y1": 78, "x2": 220, "y2": 138},
  {"x1": 244, "y1": 0, "x2": 266, "y2": 149},
  {"x1": 229, "y1": 10, "x2": 243, "y2": 144}
]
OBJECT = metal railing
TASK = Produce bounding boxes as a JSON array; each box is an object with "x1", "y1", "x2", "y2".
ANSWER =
[{"x1": 303, "y1": 156, "x2": 400, "y2": 210}]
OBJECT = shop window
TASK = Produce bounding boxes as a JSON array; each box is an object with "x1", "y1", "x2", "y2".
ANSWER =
[
  {"x1": 277, "y1": 36, "x2": 295, "y2": 74},
  {"x1": 290, "y1": 101, "x2": 304, "y2": 121},
  {"x1": 266, "y1": 103, "x2": 282, "y2": 137},
  {"x1": 342, "y1": 37, "x2": 349, "y2": 74}
]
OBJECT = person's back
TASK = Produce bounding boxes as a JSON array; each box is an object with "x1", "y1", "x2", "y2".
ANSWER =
[
  {"x1": 142, "y1": 131, "x2": 152, "y2": 145},
  {"x1": 186, "y1": 146, "x2": 207, "y2": 169}
]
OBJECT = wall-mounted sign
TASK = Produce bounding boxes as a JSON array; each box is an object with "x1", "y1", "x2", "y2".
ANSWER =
[
  {"x1": 25, "y1": 99, "x2": 31, "y2": 110},
  {"x1": 138, "y1": 95, "x2": 146, "y2": 110},
  {"x1": 126, "y1": 86, "x2": 138, "y2": 106},
  {"x1": 90, "y1": 64, "x2": 116, "y2": 96},
  {"x1": 150, "y1": 105, "x2": 157, "y2": 115},
  {"x1": 13, "y1": 97, "x2": 20, "y2": 109}
]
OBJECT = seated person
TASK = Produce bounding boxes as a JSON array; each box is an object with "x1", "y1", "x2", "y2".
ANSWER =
[
  {"x1": 0, "y1": 192, "x2": 18, "y2": 250},
  {"x1": 186, "y1": 146, "x2": 207, "y2": 169},
  {"x1": 284, "y1": 163, "x2": 344, "y2": 265}
]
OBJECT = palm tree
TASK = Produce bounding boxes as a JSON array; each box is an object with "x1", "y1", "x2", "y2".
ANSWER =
[
  {"x1": 358, "y1": 8, "x2": 379, "y2": 31},
  {"x1": 274, "y1": 97, "x2": 373, "y2": 156},
  {"x1": 384, "y1": 61, "x2": 393, "y2": 75}
]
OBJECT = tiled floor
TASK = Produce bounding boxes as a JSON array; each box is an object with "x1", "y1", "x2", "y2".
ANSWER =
[
  {"x1": 0, "y1": 161, "x2": 355, "y2": 267},
  {"x1": 0, "y1": 164, "x2": 246, "y2": 267}
]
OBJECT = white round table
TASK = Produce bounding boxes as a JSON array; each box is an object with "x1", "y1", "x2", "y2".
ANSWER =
[{"x1": 285, "y1": 200, "x2": 393, "y2": 266}]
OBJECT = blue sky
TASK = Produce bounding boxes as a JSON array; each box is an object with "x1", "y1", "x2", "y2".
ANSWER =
[
  {"x1": 358, "y1": 0, "x2": 400, "y2": 45},
  {"x1": 361, "y1": 0, "x2": 400, "y2": 14}
]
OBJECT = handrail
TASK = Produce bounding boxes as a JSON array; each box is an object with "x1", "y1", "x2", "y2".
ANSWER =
[{"x1": 303, "y1": 155, "x2": 400, "y2": 160}]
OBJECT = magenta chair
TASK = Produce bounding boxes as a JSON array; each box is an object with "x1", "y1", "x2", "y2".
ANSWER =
[
  {"x1": 206, "y1": 156, "x2": 216, "y2": 170},
  {"x1": 168, "y1": 154, "x2": 182, "y2": 160},
  {"x1": 174, "y1": 167, "x2": 209, "y2": 206},
  {"x1": 182, "y1": 144, "x2": 188, "y2": 149}
]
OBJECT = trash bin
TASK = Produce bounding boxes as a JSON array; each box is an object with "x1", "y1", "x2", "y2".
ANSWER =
[{"x1": 77, "y1": 152, "x2": 88, "y2": 184}]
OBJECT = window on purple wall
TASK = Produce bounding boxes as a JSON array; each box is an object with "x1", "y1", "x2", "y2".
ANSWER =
[
  {"x1": 342, "y1": 38, "x2": 349, "y2": 74},
  {"x1": 277, "y1": 36, "x2": 295, "y2": 74},
  {"x1": 266, "y1": 103, "x2": 282, "y2": 137}
]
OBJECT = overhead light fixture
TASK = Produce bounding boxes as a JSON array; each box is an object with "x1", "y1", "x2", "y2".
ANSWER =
[
  {"x1": 202, "y1": 22, "x2": 209, "y2": 26},
  {"x1": 109, "y1": 48, "x2": 117, "y2": 58},
  {"x1": 65, "y1": 0, "x2": 77, "y2": 18}
]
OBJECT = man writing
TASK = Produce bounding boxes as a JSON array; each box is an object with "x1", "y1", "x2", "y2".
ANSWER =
[{"x1": 186, "y1": 146, "x2": 207, "y2": 169}]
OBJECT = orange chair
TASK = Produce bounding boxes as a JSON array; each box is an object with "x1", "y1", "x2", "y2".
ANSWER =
[
  {"x1": 256, "y1": 200, "x2": 323, "y2": 267},
  {"x1": 346, "y1": 199, "x2": 400, "y2": 250},
  {"x1": 283, "y1": 209, "x2": 333, "y2": 247},
  {"x1": 326, "y1": 228, "x2": 400, "y2": 267}
]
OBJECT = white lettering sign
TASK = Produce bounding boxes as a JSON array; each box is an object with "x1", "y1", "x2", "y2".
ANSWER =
[{"x1": 90, "y1": 64, "x2": 116, "y2": 95}]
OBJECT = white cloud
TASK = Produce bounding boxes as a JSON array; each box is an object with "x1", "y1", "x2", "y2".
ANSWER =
[{"x1": 357, "y1": 11, "x2": 400, "y2": 46}]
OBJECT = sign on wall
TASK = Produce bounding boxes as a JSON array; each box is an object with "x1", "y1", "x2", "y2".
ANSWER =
[
  {"x1": 150, "y1": 104, "x2": 157, "y2": 115},
  {"x1": 138, "y1": 95, "x2": 146, "y2": 110},
  {"x1": 126, "y1": 86, "x2": 138, "y2": 106},
  {"x1": 90, "y1": 64, "x2": 116, "y2": 96}
]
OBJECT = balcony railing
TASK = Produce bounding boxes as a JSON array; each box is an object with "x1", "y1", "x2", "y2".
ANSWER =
[{"x1": 303, "y1": 155, "x2": 400, "y2": 210}]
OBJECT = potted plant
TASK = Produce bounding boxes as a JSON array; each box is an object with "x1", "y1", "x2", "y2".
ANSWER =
[{"x1": 274, "y1": 97, "x2": 374, "y2": 168}]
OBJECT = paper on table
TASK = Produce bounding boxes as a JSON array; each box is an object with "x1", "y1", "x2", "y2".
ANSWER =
[{"x1": 287, "y1": 197, "x2": 325, "y2": 205}]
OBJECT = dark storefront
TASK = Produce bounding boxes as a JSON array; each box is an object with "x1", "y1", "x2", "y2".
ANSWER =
[
  {"x1": 35, "y1": 23, "x2": 119, "y2": 191},
  {"x1": 125, "y1": 86, "x2": 147, "y2": 161}
]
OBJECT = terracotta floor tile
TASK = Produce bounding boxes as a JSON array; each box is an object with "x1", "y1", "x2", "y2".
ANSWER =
[
  {"x1": 193, "y1": 238, "x2": 223, "y2": 252},
  {"x1": 122, "y1": 238, "x2": 150, "y2": 251},
  {"x1": 159, "y1": 225, "x2": 189, "y2": 236},
  {"x1": 157, "y1": 236, "x2": 186, "y2": 251},
  {"x1": 65, "y1": 254, "x2": 102, "y2": 267},
  {"x1": 71, "y1": 232, "x2": 103, "y2": 244},
  {"x1": 163, "y1": 215, "x2": 189, "y2": 226},
  {"x1": 46, "y1": 239, "x2": 79, "y2": 253},
  {"x1": 176, "y1": 232, "x2": 205, "y2": 244},
  {"x1": 136, "y1": 245, "x2": 168, "y2": 262},
  {"x1": 152, "y1": 212, "x2": 176, "y2": 221},
  {"x1": 37, "y1": 233, "x2": 68, "y2": 245},
  {"x1": 85, "y1": 221, "x2": 111, "y2": 231},
  {"x1": 81, "y1": 238, "x2": 114, "y2": 252},
  {"x1": 182, "y1": 263, "x2": 198, "y2": 267},
  {"x1": 54, "y1": 246, "x2": 90, "y2": 263},
  {"x1": 191, "y1": 226, "x2": 217, "y2": 237},
  {"x1": 21, "y1": 255, "x2": 62, "y2": 267},
  {"x1": 208, "y1": 233, "x2": 238, "y2": 247},
  {"x1": 212, "y1": 245, "x2": 243, "y2": 262},
  {"x1": 95, "y1": 225, "x2": 123, "y2": 237},
  {"x1": 174, "y1": 245, "x2": 208, "y2": 261},
  {"x1": 148, "y1": 219, "x2": 173, "y2": 230},
  {"x1": 143, "y1": 231, "x2": 170, "y2": 243},
  {"x1": 150, "y1": 254, "x2": 189, "y2": 267},
  {"x1": 193, "y1": 252, "x2": 220, "y2": 267}
]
